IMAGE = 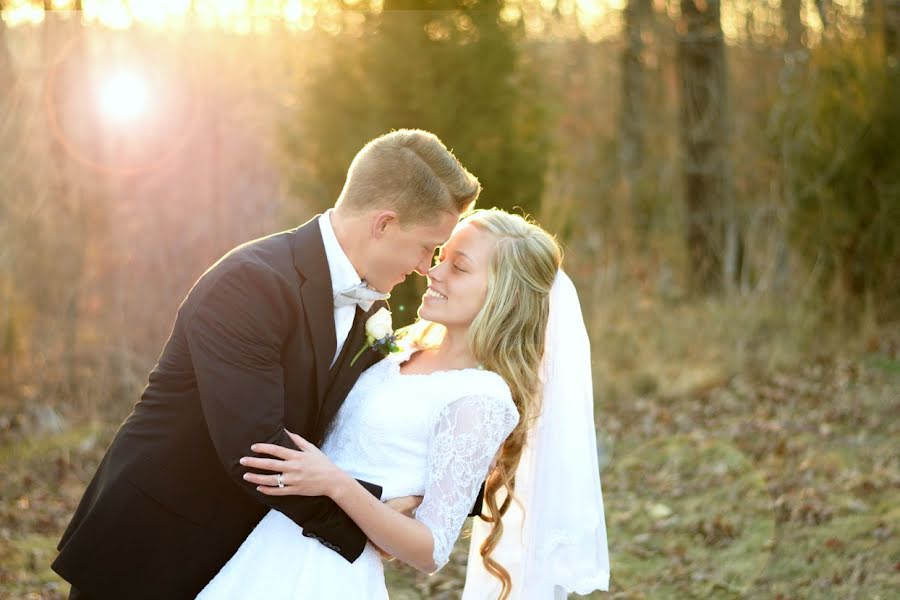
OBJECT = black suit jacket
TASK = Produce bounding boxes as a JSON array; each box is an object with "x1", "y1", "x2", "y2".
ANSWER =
[{"x1": 52, "y1": 218, "x2": 388, "y2": 600}]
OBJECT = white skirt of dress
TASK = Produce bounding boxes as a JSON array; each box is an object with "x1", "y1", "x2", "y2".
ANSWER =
[{"x1": 196, "y1": 509, "x2": 388, "y2": 600}]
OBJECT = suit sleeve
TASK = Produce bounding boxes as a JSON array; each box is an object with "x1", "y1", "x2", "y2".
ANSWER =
[
  {"x1": 184, "y1": 261, "x2": 381, "y2": 562},
  {"x1": 469, "y1": 481, "x2": 485, "y2": 518}
]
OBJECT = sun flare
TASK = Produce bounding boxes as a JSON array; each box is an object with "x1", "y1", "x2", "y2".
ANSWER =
[{"x1": 98, "y1": 70, "x2": 149, "y2": 124}]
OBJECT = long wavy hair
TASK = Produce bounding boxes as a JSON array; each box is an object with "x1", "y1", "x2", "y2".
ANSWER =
[{"x1": 409, "y1": 208, "x2": 561, "y2": 598}]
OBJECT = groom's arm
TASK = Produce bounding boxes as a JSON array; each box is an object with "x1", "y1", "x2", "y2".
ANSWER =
[{"x1": 185, "y1": 260, "x2": 378, "y2": 562}]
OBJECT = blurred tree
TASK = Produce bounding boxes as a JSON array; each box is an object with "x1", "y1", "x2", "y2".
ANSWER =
[
  {"x1": 41, "y1": 5, "x2": 92, "y2": 397},
  {"x1": 773, "y1": 0, "x2": 807, "y2": 292},
  {"x1": 815, "y1": 0, "x2": 833, "y2": 32},
  {"x1": 282, "y1": 0, "x2": 548, "y2": 324},
  {"x1": 677, "y1": 0, "x2": 733, "y2": 294},
  {"x1": 782, "y1": 0, "x2": 804, "y2": 52},
  {"x1": 0, "y1": 0, "x2": 12, "y2": 383},
  {"x1": 887, "y1": 0, "x2": 900, "y2": 57},
  {"x1": 864, "y1": 0, "x2": 879, "y2": 37},
  {"x1": 780, "y1": 42, "x2": 900, "y2": 318},
  {"x1": 620, "y1": 0, "x2": 652, "y2": 235}
]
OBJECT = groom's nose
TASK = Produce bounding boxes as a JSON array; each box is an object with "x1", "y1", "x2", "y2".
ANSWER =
[{"x1": 413, "y1": 255, "x2": 432, "y2": 276}]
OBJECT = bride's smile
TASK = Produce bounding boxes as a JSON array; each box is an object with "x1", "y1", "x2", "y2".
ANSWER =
[{"x1": 423, "y1": 287, "x2": 447, "y2": 301}]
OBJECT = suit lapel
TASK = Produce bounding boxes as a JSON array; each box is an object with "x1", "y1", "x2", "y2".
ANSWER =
[
  {"x1": 314, "y1": 300, "x2": 387, "y2": 443},
  {"x1": 329, "y1": 307, "x2": 366, "y2": 382},
  {"x1": 291, "y1": 217, "x2": 337, "y2": 405}
]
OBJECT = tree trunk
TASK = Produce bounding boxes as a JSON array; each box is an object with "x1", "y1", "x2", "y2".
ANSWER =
[
  {"x1": 863, "y1": 0, "x2": 879, "y2": 38},
  {"x1": 815, "y1": 0, "x2": 833, "y2": 31},
  {"x1": 0, "y1": 278, "x2": 12, "y2": 385},
  {"x1": 0, "y1": 0, "x2": 16, "y2": 384},
  {"x1": 774, "y1": 0, "x2": 807, "y2": 292},
  {"x1": 886, "y1": 0, "x2": 900, "y2": 58},
  {"x1": 678, "y1": 0, "x2": 731, "y2": 294},
  {"x1": 782, "y1": 0, "x2": 804, "y2": 52},
  {"x1": 620, "y1": 0, "x2": 652, "y2": 233},
  {"x1": 42, "y1": 6, "x2": 88, "y2": 396}
]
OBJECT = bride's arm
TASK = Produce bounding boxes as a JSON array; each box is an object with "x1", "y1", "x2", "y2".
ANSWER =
[
  {"x1": 241, "y1": 432, "x2": 438, "y2": 571},
  {"x1": 410, "y1": 394, "x2": 519, "y2": 572},
  {"x1": 244, "y1": 393, "x2": 518, "y2": 574},
  {"x1": 330, "y1": 471, "x2": 439, "y2": 572}
]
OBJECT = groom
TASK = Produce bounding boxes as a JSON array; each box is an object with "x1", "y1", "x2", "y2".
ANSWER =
[{"x1": 52, "y1": 130, "x2": 481, "y2": 599}]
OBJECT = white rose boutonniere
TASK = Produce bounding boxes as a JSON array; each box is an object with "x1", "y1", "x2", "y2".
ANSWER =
[{"x1": 350, "y1": 307, "x2": 402, "y2": 366}]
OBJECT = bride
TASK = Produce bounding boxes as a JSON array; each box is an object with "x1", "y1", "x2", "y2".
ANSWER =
[{"x1": 197, "y1": 209, "x2": 609, "y2": 599}]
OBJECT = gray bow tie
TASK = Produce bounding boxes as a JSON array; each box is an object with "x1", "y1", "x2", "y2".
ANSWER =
[{"x1": 334, "y1": 282, "x2": 390, "y2": 311}]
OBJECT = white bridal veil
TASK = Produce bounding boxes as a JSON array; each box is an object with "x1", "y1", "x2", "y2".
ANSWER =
[{"x1": 462, "y1": 270, "x2": 610, "y2": 599}]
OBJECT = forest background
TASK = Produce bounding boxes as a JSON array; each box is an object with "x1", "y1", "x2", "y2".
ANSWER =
[{"x1": 1, "y1": 0, "x2": 898, "y2": 597}]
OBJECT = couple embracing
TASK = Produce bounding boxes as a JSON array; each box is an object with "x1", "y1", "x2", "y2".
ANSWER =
[{"x1": 52, "y1": 130, "x2": 609, "y2": 599}]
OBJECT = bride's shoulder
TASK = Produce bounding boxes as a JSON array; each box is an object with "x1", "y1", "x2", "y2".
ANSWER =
[
  {"x1": 436, "y1": 375, "x2": 518, "y2": 434},
  {"x1": 450, "y1": 369, "x2": 513, "y2": 408}
]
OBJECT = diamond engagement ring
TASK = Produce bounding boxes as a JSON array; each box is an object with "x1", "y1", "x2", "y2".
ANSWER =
[{"x1": 276, "y1": 473, "x2": 285, "y2": 488}]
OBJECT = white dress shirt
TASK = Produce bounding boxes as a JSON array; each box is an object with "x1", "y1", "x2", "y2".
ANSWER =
[{"x1": 318, "y1": 210, "x2": 363, "y2": 367}]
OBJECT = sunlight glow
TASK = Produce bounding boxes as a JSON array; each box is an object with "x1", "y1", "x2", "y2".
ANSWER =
[
  {"x1": 83, "y1": 0, "x2": 133, "y2": 30},
  {"x1": 1, "y1": 0, "x2": 45, "y2": 27},
  {"x1": 1, "y1": 0, "x2": 868, "y2": 42},
  {"x1": 284, "y1": 0, "x2": 303, "y2": 22},
  {"x1": 578, "y1": 0, "x2": 624, "y2": 34},
  {"x1": 128, "y1": 0, "x2": 191, "y2": 29},
  {"x1": 99, "y1": 70, "x2": 149, "y2": 124},
  {"x1": 3, "y1": 0, "x2": 618, "y2": 35},
  {"x1": 578, "y1": 0, "x2": 625, "y2": 19}
]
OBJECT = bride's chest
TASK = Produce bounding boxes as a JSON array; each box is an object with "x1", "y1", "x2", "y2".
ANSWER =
[{"x1": 328, "y1": 365, "x2": 453, "y2": 445}]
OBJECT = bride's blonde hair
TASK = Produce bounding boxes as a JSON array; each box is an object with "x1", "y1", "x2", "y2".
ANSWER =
[{"x1": 410, "y1": 208, "x2": 561, "y2": 599}]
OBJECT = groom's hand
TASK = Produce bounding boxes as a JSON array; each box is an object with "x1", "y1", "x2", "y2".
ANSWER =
[
  {"x1": 372, "y1": 496, "x2": 423, "y2": 560},
  {"x1": 384, "y1": 495, "x2": 423, "y2": 518}
]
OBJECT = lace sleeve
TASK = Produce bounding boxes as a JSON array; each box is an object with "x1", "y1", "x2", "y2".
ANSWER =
[{"x1": 414, "y1": 393, "x2": 519, "y2": 571}]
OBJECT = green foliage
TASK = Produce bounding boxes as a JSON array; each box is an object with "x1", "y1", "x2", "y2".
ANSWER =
[
  {"x1": 279, "y1": 2, "x2": 549, "y2": 324},
  {"x1": 283, "y1": 2, "x2": 547, "y2": 217},
  {"x1": 780, "y1": 42, "x2": 900, "y2": 318}
]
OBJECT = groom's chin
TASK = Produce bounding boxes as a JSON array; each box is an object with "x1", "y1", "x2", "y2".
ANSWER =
[{"x1": 366, "y1": 277, "x2": 395, "y2": 295}]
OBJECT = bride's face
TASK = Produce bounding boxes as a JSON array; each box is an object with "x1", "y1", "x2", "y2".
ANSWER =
[{"x1": 417, "y1": 222, "x2": 496, "y2": 328}]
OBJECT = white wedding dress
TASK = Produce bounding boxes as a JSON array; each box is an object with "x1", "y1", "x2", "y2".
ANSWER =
[{"x1": 197, "y1": 346, "x2": 518, "y2": 599}]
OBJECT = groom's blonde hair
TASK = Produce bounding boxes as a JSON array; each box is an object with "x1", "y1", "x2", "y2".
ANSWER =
[{"x1": 336, "y1": 129, "x2": 481, "y2": 224}]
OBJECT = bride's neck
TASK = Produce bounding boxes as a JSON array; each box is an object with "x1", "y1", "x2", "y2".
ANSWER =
[{"x1": 432, "y1": 328, "x2": 478, "y2": 369}]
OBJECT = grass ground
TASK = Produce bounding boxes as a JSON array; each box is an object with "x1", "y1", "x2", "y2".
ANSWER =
[{"x1": 1, "y1": 291, "x2": 898, "y2": 599}]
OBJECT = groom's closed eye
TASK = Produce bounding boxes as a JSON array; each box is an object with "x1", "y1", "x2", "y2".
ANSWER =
[{"x1": 424, "y1": 245, "x2": 441, "y2": 264}]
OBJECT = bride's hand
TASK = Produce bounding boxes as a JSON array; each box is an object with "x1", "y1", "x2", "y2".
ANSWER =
[{"x1": 240, "y1": 430, "x2": 348, "y2": 498}]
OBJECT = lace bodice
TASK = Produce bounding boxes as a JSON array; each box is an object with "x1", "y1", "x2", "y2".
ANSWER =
[{"x1": 321, "y1": 346, "x2": 518, "y2": 570}]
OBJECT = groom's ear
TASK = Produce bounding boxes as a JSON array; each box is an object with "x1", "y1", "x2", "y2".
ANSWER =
[{"x1": 371, "y1": 210, "x2": 399, "y2": 238}]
